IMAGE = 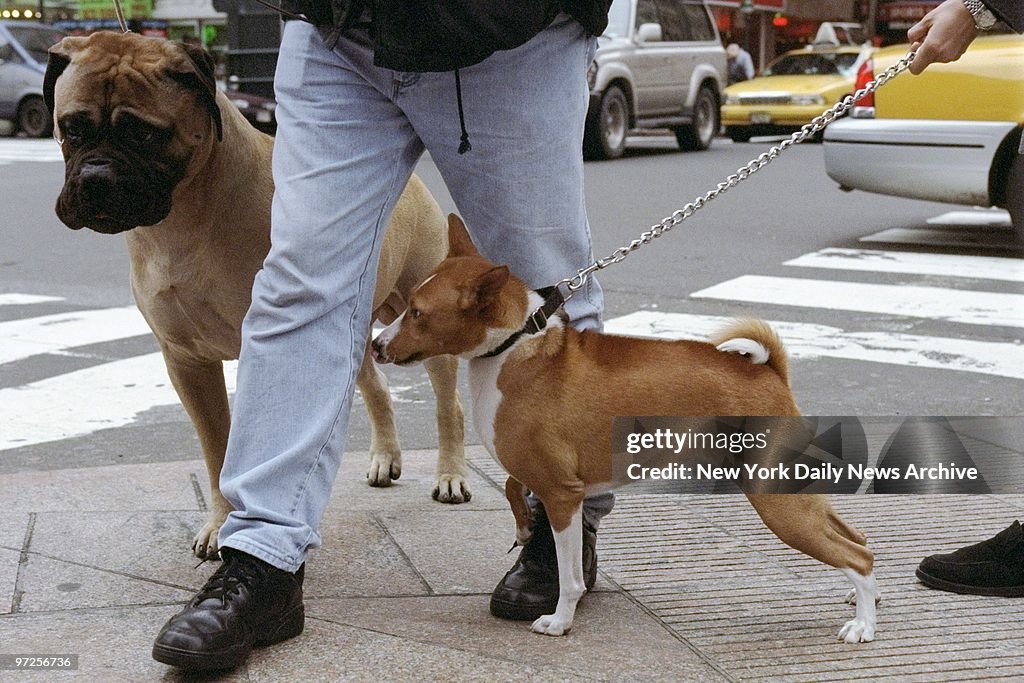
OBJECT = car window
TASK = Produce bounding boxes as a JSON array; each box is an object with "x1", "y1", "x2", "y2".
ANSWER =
[
  {"x1": 633, "y1": 0, "x2": 715, "y2": 42},
  {"x1": 764, "y1": 52, "x2": 860, "y2": 77},
  {"x1": 657, "y1": 1, "x2": 716, "y2": 42},
  {"x1": 7, "y1": 26, "x2": 65, "y2": 64},
  {"x1": 636, "y1": 0, "x2": 658, "y2": 29},
  {"x1": 0, "y1": 36, "x2": 14, "y2": 63},
  {"x1": 605, "y1": 0, "x2": 631, "y2": 38}
]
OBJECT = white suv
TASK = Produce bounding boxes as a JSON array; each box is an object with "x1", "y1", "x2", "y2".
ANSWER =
[{"x1": 585, "y1": 0, "x2": 727, "y2": 160}]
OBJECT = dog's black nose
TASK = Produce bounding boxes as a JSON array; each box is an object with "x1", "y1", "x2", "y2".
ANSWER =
[{"x1": 77, "y1": 159, "x2": 118, "y2": 196}]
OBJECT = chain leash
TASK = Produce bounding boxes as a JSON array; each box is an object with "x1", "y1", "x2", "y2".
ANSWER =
[
  {"x1": 557, "y1": 49, "x2": 918, "y2": 299},
  {"x1": 111, "y1": 0, "x2": 130, "y2": 33}
]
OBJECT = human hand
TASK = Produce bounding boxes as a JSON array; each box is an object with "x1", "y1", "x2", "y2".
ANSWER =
[{"x1": 907, "y1": 0, "x2": 979, "y2": 74}]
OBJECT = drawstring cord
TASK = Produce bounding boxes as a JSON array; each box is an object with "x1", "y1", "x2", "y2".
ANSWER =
[{"x1": 454, "y1": 68, "x2": 472, "y2": 154}]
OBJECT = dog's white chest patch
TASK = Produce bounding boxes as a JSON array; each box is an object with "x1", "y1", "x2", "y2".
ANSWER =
[{"x1": 468, "y1": 356, "x2": 505, "y2": 459}]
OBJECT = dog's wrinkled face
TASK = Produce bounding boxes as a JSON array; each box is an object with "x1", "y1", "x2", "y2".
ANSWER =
[
  {"x1": 372, "y1": 215, "x2": 525, "y2": 365},
  {"x1": 44, "y1": 31, "x2": 223, "y2": 234}
]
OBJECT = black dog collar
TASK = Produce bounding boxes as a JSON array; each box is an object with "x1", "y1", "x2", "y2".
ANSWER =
[{"x1": 477, "y1": 286, "x2": 565, "y2": 359}]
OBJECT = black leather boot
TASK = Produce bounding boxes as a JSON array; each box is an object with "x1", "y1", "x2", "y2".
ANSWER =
[
  {"x1": 152, "y1": 548, "x2": 305, "y2": 670},
  {"x1": 489, "y1": 507, "x2": 597, "y2": 621},
  {"x1": 917, "y1": 520, "x2": 1024, "y2": 597}
]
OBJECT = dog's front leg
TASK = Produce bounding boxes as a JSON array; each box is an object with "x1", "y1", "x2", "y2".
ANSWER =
[
  {"x1": 532, "y1": 502, "x2": 586, "y2": 636},
  {"x1": 357, "y1": 344, "x2": 403, "y2": 486},
  {"x1": 423, "y1": 354, "x2": 470, "y2": 503},
  {"x1": 162, "y1": 352, "x2": 233, "y2": 560}
]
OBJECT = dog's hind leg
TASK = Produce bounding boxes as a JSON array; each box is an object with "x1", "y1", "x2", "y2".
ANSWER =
[
  {"x1": 747, "y1": 493, "x2": 878, "y2": 643},
  {"x1": 357, "y1": 344, "x2": 403, "y2": 487},
  {"x1": 162, "y1": 352, "x2": 233, "y2": 560},
  {"x1": 504, "y1": 476, "x2": 532, "y2": 545},
  {"x1": 423, "y1": 354, "x2": 470, "y2": 503}
]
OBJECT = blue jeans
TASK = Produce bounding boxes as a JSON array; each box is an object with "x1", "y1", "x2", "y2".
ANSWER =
[{"x1": 218, "y1": 15, "x2": 612, "y2": 572}]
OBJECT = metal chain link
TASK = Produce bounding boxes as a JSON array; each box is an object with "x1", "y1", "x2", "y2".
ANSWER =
[{"x1": 558, "y1": 49, "x2": 918, "y2": 296}]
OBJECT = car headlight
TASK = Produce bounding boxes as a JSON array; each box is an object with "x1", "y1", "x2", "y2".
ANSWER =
[
  {"x1": 724, "y1": 94, "x2": 740, "y2": 105},
  {"x1": 790, "y1": 94, "x2": 824, "y2": 106}
]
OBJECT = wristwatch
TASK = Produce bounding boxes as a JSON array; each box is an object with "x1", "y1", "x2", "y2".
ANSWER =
[{"x1": 962, "y1": 0, "x2": 998, "y2": 30}]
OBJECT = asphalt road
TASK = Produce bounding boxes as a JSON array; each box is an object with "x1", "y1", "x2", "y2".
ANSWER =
[{"x1": 1, "y1": 134, "x2": 1021, "y2": 475}]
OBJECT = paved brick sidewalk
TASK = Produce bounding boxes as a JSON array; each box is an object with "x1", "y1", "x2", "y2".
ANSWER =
[{"x1": 1, "y1": 447, "x2": 1021, "y2": 681}]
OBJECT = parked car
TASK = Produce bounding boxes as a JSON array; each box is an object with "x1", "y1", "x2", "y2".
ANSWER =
[
  {"x1": 823, "y1": 33, "x2": 1024, "y2": 238},
  {"x1": 0, "y1": 21, "x2": 65, "y2": 137},
  {"x1": 584, "y1": 0, "x2": 726, "y2": 160},
  {"x1": 225, "y1": 89, "x2": 277, "y2": 135},
  {"x1": 722, "y1": 43, "x2": 870, "y2": 142}
]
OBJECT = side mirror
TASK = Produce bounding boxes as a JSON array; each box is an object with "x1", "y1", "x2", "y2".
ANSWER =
[
  {"x1": 636, "y1": 23, "x2": 663, "y2": 43},
  {"x1": 0, "y1": 43, "x2": 13, "y2": 63}
]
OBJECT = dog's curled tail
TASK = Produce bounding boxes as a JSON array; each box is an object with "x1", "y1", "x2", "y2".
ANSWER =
[{"x1": 711, "y1": 319, "x2": 790, "y2": 386}]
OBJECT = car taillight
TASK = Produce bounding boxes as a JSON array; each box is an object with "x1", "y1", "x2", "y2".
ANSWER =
[{"x1": 851, "y1": 58, "x2": 875, "y2": 117}]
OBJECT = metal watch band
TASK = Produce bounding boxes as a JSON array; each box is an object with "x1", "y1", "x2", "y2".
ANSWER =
[{"x1": 963, "y1": 0, "x2": 998, "y2": 30}]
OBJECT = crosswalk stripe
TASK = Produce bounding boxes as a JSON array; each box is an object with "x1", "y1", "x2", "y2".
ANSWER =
[
  {"x1": 0, "y1": 294, "x2": 63, "y2": 306},
  {"x1": 690, "y1": 275, "x2": 1024, "y2": 328},
  {"x1": 0, "y1": 140, "x2": 64, "y2": 163},
  {"x1": 0, "y1": 352, "x2": 238, "y2": 451},
  {"x1": 859, "y1": 227, "x2": 1016, "y2": 250},
  {"x1": 785, "y1": 248, "x2": 1024, "y2": 283},
  {"x1": 0, "y1": 306, "x2": 151, "y2": 365},
  {"x1": 605, "y1": 311, "x2": 1024, "y2": 380},
  {"x1": 926, "y1": 210, "x2": 1012, "y2": 227}
]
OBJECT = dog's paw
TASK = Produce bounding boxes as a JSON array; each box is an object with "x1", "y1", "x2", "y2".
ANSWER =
[
  {"x1": 838, "y1": 618, "x2": 875, "y2": 643},
  {"x1": 192, "y1": 519, "x2": 222, "y2": 560},
  {"x1": 367, "y1": 451, "x2": 401, "y2": 487},
  {"x1": 531, "y1": 614, "x2": 572, "y2": 636},
  {"x1": 845, "y1": 588, "x2": 882, "y2": 605},
  {"x1": 432, "y1": 474, "x2": 472, "y2": 504}
]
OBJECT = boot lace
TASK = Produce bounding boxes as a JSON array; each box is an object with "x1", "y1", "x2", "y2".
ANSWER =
[{"x1": 194, "y1": 554, "x2": 270, "y2": 605}]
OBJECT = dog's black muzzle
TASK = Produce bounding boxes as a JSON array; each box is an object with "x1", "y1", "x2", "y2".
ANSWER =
[{"x1": 56, "y1": 147, "x2": 178, "y2": 234}]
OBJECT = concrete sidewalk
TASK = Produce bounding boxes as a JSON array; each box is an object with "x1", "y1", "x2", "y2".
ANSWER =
[{"x1": 1, "y1": 446, "x2": 1022, "y2": 682}]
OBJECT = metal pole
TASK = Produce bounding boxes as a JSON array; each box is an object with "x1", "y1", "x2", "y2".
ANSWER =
[{"x1": 866, "y1": 0, "x2": 879, "y2": 42}]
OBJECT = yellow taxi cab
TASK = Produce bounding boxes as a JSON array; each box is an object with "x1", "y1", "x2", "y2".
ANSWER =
[
  {"x1": 721, "y1": 44, "x2": 870, "y2": 142},
  {"x1": 823, "y1": 33, "x2": 1024, "y2": 238}
]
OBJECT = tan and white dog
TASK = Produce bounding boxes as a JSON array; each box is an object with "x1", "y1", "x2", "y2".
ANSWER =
[
  {"x1": 372, "y1": 215, "x2": 879, "y2": 642},
  {"x1": 44, "y1": 32, "x2": 469, "y2": 560}
]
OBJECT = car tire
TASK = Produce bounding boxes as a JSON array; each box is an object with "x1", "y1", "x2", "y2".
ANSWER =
[
  {"x1": 584, "y1": 85, "x2": 629, "y2": 160},
  {"x1": 726, "y1": 127, "x2": 752, "y2": 143},
  {"x1": 1008, "y1": 151, "x2": 1024, "y2": 243},
  {"x1": 674, "y1": 85, "x2": 718, "y2": 151},
  {"x1": 17, "y1": 96, "x2": 52, "y2": 138}
]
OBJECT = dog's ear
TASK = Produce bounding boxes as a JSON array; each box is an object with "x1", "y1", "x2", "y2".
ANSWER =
[
  {"x1": 466, "y1": 265, "x2": 509, "y2": 314},
  {"x1": 44, "y1": 37, "x2": 85, "y2": 122},
  {"x1": 168, "y1": 41, "x2": 223, "y2": 142},
  {"x1": 447, "y1": 214, "x2": 479, "y2": 257}
]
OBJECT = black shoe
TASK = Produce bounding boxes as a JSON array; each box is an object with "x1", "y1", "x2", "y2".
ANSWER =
[
  {"x1": 489, "y1": 507, "x2": 597, "y2": 621},
  {"x1": 152, "y1": 548, "x2": 305, "y2": 670},
  {"x1": 916, "y1": 520, "x2": 1024, "y2": 597}
]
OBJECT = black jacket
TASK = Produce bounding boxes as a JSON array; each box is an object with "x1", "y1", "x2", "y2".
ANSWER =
[
  {"x1": 282, "y1": 0, "x2": 613, "y2": 71},
  {"x1": 985, "y1": 0, "x2": 1024, "y2": 33}
]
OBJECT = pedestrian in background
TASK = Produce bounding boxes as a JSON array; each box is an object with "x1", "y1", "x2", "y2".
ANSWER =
[{"x1": 726, "y1": 42, "x2": 755, "y2": 84}]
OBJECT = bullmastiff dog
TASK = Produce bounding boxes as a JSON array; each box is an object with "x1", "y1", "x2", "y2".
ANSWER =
[{"x1": 43, "y1": 31, "x2": 469, "y2": 560}]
